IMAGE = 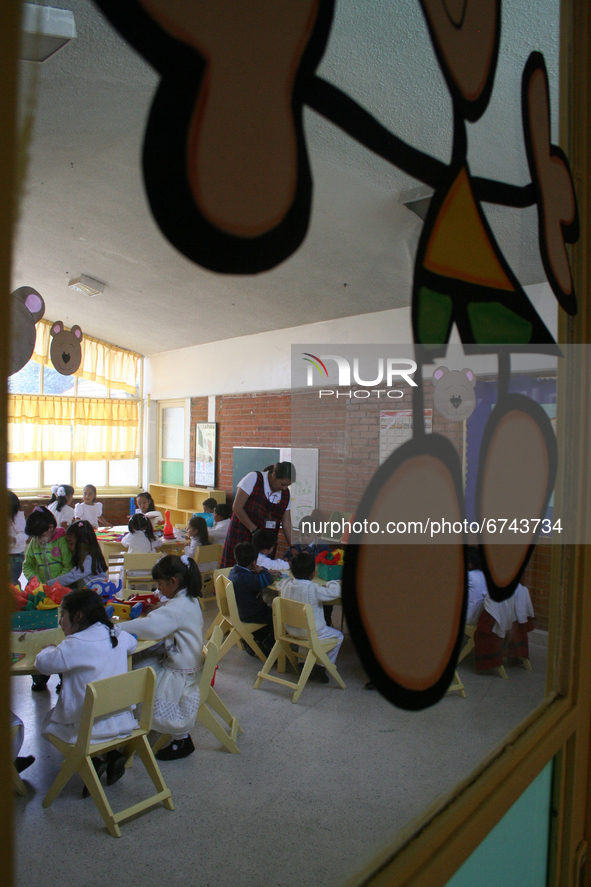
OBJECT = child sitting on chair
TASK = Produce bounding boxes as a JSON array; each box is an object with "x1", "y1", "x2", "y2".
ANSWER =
[
  {"x1": 35, "y1": 588, "x2": 138, "y2": 791},
  {"x1": 228, "y1": 542, "x2": 275, "y2": 656},
  {"x1": 252, "y1": 528, "x2": 290, "y2": 573},
  {"x1": 208, "y1": 503, "x2": 232, "y2": 545},
  {"x1": 277, "y1": 551, "x2": 343, "y2": 683}
]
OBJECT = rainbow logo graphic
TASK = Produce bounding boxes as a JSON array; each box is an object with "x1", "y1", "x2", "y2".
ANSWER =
[{"x1": 302, "y1": 353, "x2": 328, "y2": 377}]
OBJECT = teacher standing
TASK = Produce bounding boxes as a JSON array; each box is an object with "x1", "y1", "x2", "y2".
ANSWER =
[{"x1": 220, "y1": 462, "x2": 296, "y2": 567}]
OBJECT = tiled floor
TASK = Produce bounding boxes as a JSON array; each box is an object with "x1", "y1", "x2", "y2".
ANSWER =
[{"x1": 12, "y1": 609, "x2": 548, "y2": 887}]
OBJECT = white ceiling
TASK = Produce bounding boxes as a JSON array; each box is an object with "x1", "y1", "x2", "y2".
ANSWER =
[{"x1": 12, "y1": 0, "x2": 560, "y2": 357}]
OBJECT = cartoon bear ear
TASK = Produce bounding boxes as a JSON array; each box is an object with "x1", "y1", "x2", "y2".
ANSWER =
[
  {"x1": 461, "y1": 368, "x2": 476, "y2": 386},
  {"x1": 12, "y1": 287, "x2": 46, "y2": 322},
  {"x1": 432, "y1": 366, "x2": 449, "y2": 382},
  {"x1": 70, "y1": 325, "x2": 83, "y2": 340},
  {"x1": 50, "y1": 321, "x2": 63, "y2": 337}
]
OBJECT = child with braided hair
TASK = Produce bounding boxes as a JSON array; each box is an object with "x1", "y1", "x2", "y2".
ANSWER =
[{"x1": 120, "y1": 554, "x2": 204, "y2": 761}]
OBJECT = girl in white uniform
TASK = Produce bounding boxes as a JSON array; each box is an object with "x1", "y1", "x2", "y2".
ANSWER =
[
  {"x1": 48, "y1": 484, "x2": 75, "y2": 528},
  {"x1": 121, "y1": 513, "x2": 163, "y2": 553},
  {"x1": 35, "y1": 588, "x2": 138, "y2": 788},
  {"x1": 120, "y1": 554, "x2": 203, "y2": 761},
  {"x1": 74, "y1": 484, "x2": 111, "y2": 527}
]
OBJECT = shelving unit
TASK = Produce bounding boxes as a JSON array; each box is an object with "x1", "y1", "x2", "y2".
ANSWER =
[{"x1": 149, "y1": 484, "x2": 226, "y2": 526}]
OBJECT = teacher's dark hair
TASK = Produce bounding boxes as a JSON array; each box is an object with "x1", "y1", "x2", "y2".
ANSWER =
[{"x1": 263, "y1": 461, "x2": 296, "y2": 482}]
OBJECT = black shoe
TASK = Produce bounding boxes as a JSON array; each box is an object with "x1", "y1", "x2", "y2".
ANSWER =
[
  {"x1": 364, "y1": 681, "x2": 376, "y2": 690},
  {"x1": 243, "y1": 642, "x2": 257, "y2": 657},
  {"x1": 155, "y1": 735, "x2": 195, "y2": 761},
  {"x1": 15, "y1": 755, "x2": 35, "y2": 774},
  {"x1": 31, "y1": 675, "x2": 49, "y2": 691},
  {"x1": 55, "y1": 681, "x2": 62, "y2": 693},
  {"x1": 310, "y1": 665, "x2": 329, "y2": 684},
  {"x1": 82, "y1": 756, "x2": 108, "y2": 798},
  {"x1": 106, "y1": 750, "x2": 127, "y2": 786}
]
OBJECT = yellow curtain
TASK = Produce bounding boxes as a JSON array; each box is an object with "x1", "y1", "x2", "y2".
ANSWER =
[
  {"x1": 7, "y1": 395, "x2": 138, "y2": 461},
  {"x1": 31, "y1": 319, "x2": 141, "y2": 394}
]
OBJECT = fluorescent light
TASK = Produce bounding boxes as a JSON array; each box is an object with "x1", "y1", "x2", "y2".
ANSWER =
[
  {"x1": 20, "y1": 4, "x2": 76, "y2": 63},
  {"x1": 68, "y1": 275, "x2": 105, "y2": 298}
]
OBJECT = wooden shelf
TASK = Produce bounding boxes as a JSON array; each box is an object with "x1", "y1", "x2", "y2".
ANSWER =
[{"x1": 149, "y1": 484, "x2": 225, "y2": 527}]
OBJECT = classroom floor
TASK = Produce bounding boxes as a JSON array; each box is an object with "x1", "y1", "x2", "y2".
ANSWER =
[{"x1": 12, "y1": 607, "x2": 548, "y2": 887}]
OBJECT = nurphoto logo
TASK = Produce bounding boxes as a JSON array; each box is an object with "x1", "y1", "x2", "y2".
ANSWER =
[{"x1": 302, "y1": 352, "x2": 417, "y2": 399}]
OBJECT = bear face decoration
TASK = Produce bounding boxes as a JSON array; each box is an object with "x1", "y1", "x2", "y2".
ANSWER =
[
  {"x1": 49, "y1": 321, "x2": 83, "y2": 375},
  {"x1": 10, "y1": 287, "x2": 46, "y2": 376},
  {"x1": 432, "y1": 366, "x2": 476, "y2": 421}
]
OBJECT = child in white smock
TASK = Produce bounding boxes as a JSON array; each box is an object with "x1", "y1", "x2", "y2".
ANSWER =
[
  {"x1": 277, "y1": 551, "x2": 343, "y2": 681},
  {"x1": 74, "y1": 484, "x2": 111, "y2": 527},
  {"x1": 120, "y1": 554, "x2": 203, "y2": 761},
  {"x1": 35, "y1": 588, "x2": 138, "y2": 788},
  {"x1": 184, "y1": 515, "x2": 210, "y2": 559},
  {"x1": 121, "y1": 513, "x2": 163, "y2": 553},
  {"x1": 48, "y1": 484, "x2": 75, "y2": 528}
]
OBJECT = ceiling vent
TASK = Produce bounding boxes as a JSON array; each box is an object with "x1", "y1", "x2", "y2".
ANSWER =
[
  {"x1": 68, "y1": 275, "x2": 105, "y2": 297},
  {"x1": 20, "y1": 4, "x2": 77, "y2": 63}
]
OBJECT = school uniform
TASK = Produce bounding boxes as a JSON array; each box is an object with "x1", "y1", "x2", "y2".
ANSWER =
[
  {"x1": 48, "y1": 501, "x2": 75, "y2": 527},
  {"x1": 120, "y1": 590, "x2": 204, "y2": 738},
  {"x1": 47, "y1": 554, "x2": 108, "y2": 588},
  {"x1": 209, "y1": 518, "x2": 231, "y2": 545},
  {"x1": 227, "y1": 564, "x2": 275, "y2": 624},
  {"x1": 278, "y1": 576, "x2": 343, "y2": 664},
  {"x1": 256, "y1": 553, "x2": 290, "y2": 572},
  {"x1": 221, "y1": 471, "x2": 290, "y2": 567},
  {"x1": 466, "y1": 569, "x2": 488, "y2": 624},
  {"x1": 9, "y1": 511, "x2": 27, "y2": 585},
  {"x1": 121, "y1": 531, "x2": 162, "y2": 553},
  {"x1": 35, "y1": 623, "x2": 138, "y2": 744},
  {"x1": 74, "y1": 501, "x2": 104, "y2": 527}
]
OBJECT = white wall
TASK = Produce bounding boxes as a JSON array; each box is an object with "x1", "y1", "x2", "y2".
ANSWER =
[
  {"x1": 145, "y1": 283, "x2": 558, "y2": 399},
  {"x1": 145, "y1": 306, "x2": 413, "y2": 398}
]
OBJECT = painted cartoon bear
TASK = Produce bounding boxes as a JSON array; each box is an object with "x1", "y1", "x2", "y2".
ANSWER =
[
  {"x1": 49, "y1": 321, "x2": 83, "y2": 375},
  {"x1": 10, "y1": 286, "x2": 45, "y2": 376},
  {"x1": 432, "y1": 366, "x2": 476, "y2": 422}
]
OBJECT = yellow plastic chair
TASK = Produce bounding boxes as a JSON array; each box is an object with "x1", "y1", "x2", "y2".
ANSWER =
[
  {"x1": 212, "y1": 574, "x2": 268, "y2": 662},
  {"x1": 254, "y1": 596, "x2": 346, "y2": 703},
  {"x1": 121, "y1": 551, "x2": 162, "y2": 594},
  {"x1": 152, "y1": 626, "x2": 243, "y2": 755},
  {"x1": 193, "y1": 544, "x2": 223, "y2": 611},
  {"x1": 11, "y1": 725, "x2": 27, "y2": 796},
  {"x1": 205, "y1": 567, "x2": 232, "y2": 640},
  {"x1": 42, "y1": 666, "x2": 174, "y2": 837}
]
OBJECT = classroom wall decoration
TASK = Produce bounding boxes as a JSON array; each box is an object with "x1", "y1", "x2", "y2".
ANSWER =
[
  {"x1": 9, "y1": 286, "x2": 45, "y2": 376},
  {"x1": 49, "y1": 321, "x2": 83, "y2": 376},
  {"x1": 432, "y1": 367, "x2": 476, "y2": 422},
  {"x1": 92, "y1": 0, "x2": 578, "y2": 710},
  {"x1": 195, "y1": 422, "x2": 216, "y2": 487}
]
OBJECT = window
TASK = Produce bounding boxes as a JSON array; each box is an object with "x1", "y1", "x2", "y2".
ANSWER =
[{"x1": 7, "y1": 340, "x2": 142, "y2": 493}]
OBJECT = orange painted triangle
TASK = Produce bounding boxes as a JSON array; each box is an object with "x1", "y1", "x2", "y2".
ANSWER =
[{"x1": 424, "y1": 167, "x2": 515, "y2": 291}]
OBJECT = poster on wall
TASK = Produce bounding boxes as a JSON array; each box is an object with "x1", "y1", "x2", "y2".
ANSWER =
[{"x1": 195, "y1": 423, "x2": 216, "y2": 487}]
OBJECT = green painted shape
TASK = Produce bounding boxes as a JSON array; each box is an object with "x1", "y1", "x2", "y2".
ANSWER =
[
  {"x1": 162, "y1": 461, "x2": 184, "y2": 484},
  {"x1": 467, "y1": 301, "x2": 533, "y2": 344},
  {"x1": 445, "y1": 760, "x2": 553, "y2": 887},
  {"x1": 417, "y1": 286, "x2": 453, "y2": 343}
]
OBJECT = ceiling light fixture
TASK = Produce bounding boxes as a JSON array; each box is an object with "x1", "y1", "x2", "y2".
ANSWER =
[
  {"x1": 68, "y1": 275, "x2": 105, "y2": 298},
  {"x1": 20, "y1": 3, "x2": 77, "y2": 63}
]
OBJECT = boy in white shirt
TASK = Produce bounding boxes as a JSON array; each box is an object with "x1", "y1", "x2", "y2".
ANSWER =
[
  {"x1": 277, "y1": 551, "x2": 343, "y2": 682},
  {"x1": 252, "y1": 528, "x2": 290, "y2": 572},
  {"x1": 208, "y1": 503, "x2": 232, "y2": 545}
]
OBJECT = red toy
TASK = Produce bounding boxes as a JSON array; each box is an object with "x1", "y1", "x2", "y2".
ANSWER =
[{"x1": 163, "y1": 509, "x2": 175, "y2": 539}]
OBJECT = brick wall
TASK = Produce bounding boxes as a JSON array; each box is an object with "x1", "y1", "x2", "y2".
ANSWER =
[{"x1": 187, "y1": 387, "x2": 549, "y2": 628}]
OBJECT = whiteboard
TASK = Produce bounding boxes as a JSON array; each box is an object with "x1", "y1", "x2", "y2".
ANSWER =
[{"x1": 280, "y1": 447, "x2": 318, "y2": 529}]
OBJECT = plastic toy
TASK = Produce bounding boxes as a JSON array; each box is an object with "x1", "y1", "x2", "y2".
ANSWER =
[{"x1": 163, "y1": 509, "x2": 175, "y2": 539}]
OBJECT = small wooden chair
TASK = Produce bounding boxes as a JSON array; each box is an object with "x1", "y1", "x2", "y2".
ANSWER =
[
  {"x1": 42, "y1": 667, "x2": 174, "y2": 837},
  {"x1": 121, "y1": 551, "x2": 162, "y2": 594},
  {"x1": 213, "y1": 574, "x2": 268, "y2": 662},
  {"x1": 254, "y1": 597, "x2": 346, "y2": 703},
  {"x1": 446, "y1": 671, "x2": 467, "y2": 698},
  {"x1": 193, "y1": 544, "x2": 223, "y2": 611},
  {"x1": 205, "y1": 567, "x2": 232, "y2": 640},
  {"x1": 152, "y1": 626, "x2": 243, "y2": 755}
]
